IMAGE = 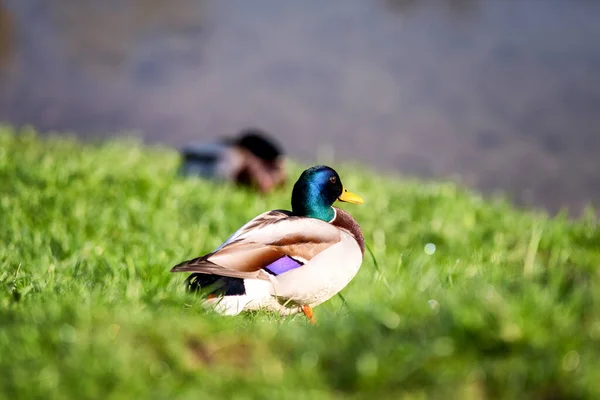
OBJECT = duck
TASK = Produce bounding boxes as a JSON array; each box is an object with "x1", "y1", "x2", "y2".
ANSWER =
[
  {"x1": 178, "y1": 128, "x2": 287, "y2": 193},
  {"x1": 171, "y1": 165, "x2": 365, "y2": 323}
]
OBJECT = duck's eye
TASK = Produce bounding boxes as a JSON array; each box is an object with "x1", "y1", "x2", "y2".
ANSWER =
[{"x1": 329, "y1": 176, "x2": 337, "y2": 184}]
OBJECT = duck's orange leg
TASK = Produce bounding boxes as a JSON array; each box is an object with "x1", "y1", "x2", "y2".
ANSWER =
[{"x1": 301, "y1": 305, "x2": 317, "y2": 325}]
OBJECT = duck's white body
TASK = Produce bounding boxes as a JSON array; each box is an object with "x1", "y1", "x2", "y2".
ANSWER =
[
  {"x1": 172, "y1": 208, "x2": 365, "y2": 317},
  {"x1": 209, "y1": 227, "x2": 363, "y2": 315}
]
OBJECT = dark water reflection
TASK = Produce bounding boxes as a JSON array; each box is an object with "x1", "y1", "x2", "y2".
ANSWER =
[{"x1": 1, "y1": 0, "x2": 599, "y2": 215}]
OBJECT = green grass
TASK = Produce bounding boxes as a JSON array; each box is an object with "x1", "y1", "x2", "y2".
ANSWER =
[{"x1": 1, "y1": 125, "x2": 599, "y2": 399}]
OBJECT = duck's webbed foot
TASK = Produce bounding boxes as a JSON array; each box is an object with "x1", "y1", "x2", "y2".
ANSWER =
[{"x1": 301, "y1": 305, "x2": 317, "y2": 325}]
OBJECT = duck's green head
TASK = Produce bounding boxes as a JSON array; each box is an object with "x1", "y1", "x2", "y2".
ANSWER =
[{"x1": 291, "y1": 165, "x2": 364, "y2": 221}]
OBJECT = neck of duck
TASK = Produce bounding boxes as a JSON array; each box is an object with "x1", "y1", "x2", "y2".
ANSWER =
[{"x1": 292, "y1": 192, "x2": 335, "y2": 222}]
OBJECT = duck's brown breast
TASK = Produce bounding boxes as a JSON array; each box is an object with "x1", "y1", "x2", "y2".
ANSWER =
[{"x1": 332, "y1": 207, "x2": 364, "y2": 255}]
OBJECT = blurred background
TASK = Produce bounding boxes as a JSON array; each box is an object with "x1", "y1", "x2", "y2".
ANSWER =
[{"x1": 0, "y1": 0, "x2": 599, "y2": 215}]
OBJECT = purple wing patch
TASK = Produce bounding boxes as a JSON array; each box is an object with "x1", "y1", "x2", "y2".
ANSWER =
[{"x1": 264, "y1": 256, "x2": 303, "y2": 275}]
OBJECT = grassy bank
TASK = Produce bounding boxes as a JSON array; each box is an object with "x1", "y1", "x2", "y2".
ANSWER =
[{"x1": 1, "y1": 126, "x2": 599, "y2": 399}]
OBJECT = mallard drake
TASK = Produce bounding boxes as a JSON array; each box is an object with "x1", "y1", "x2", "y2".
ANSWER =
[
  {"x1": 171, "y1": 165, "x2": 364, "y2": 323},
  {"x1": 179, "y1": 128, "x2": 287, "y2": 193}
]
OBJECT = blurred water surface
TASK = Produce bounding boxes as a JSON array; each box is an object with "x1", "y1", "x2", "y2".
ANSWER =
[{"x1": 1, "y1": 0, "x2": 599, "y2": 214}]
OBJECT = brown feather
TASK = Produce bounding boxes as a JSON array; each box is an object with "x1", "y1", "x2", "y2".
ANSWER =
[
  {"x1": 171, "y1": 208, "x2": 346, "y2": 278},
  {"x1": 208, "y1": 243, "x2": 284, "y2": 272},
  {"x1": 170, "y1": 254, "x2": 213, "y2": 272},
  {"x1": 274, "y1": 242, "x2": 333, "y2": 261},
  {"x1": 170, "y1": 257, "x2": 268, "y2": 280},
  {"x1": 331, "y1": 207, "x2": 364, "y2": 255},
  {"x1": 233, "y1": 210, "x2": 292, "y2": 236}
]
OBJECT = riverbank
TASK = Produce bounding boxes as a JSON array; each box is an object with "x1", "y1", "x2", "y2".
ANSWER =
[{"x1": 1, "y1": 127, "x2": 599, "y2": 399}]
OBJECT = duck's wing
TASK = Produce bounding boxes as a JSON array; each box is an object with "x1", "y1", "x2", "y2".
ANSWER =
[{"x1": 171, "y1": 210, "x2": 342, "y2": 280}]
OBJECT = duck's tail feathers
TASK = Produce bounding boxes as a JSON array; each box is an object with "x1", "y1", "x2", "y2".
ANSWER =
[
  {"x1": 185, "y1": 273, "x2": 246, "y2": 296},
  {"x1": 170, "y1": 255, "x2": 214, "y2": 273},
  {"x1": 186, "y1": 274, "x2": 273, "y2": 316}
]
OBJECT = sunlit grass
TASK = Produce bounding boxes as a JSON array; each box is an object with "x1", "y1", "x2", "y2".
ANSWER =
[{"x1": 1, "y1": 126, "x2": 599, "y2": 399}]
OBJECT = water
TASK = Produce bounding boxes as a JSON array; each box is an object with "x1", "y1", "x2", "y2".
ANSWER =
[{"x1": 1, "y1": 0, "x2": 599, "y2": 214}]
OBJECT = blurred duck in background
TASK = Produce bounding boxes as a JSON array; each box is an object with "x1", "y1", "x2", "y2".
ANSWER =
[{"x1": 179, "y1": 128, "x2": 287, "y2": 193}]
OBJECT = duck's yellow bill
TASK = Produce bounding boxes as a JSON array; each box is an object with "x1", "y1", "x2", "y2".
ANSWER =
[{"x1": 338, "y1": 188, "x2": 364, "y2": 204}]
